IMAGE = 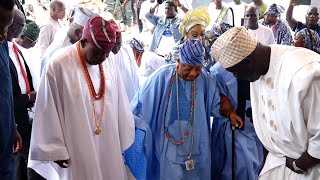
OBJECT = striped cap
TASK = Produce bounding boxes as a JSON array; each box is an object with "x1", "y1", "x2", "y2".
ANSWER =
[
  {"x1": 179, "y1": 39, "x2": 204, "y2": 66},
  {"x1": 83, "y1": 16, "x2": 116, "y2": 50}
]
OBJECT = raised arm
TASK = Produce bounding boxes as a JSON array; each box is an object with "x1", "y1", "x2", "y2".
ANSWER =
[
  {"x1": 286, "y1": 0, "x2": 298, "y2": 30},
  {"x1": 145, "y1": 3, "x2": 161, "y2": 26},
  {"x1": 173, "y1": 0, "x2": 189, "y2": 13}
]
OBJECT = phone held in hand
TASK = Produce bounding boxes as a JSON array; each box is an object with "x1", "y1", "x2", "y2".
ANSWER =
[{"x1": 296, "y1": 0, "x2": 311, "y2": 5}]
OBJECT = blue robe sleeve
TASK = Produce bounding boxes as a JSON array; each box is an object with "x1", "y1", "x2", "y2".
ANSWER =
[
  {"x1": 209, "y1": 63, "x2": 264, "y2": 180},
  {"x1": 210, "y1": 62, "x2": 238, "y2": 108}
]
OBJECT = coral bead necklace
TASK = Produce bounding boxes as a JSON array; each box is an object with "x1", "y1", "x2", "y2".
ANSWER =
[{"x1": 77, "y1": 42, "x2": 106, "y2": 135}]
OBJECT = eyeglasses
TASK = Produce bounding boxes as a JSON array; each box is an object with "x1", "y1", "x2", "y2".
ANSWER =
[{"x1": 25, "y1": 35, "x2": 38, "y2": 44}]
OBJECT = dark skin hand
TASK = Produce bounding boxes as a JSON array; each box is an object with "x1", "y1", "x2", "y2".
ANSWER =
[
  {"x1": 13, "y1": 127, "x2": 22, "y2": 153},
  {"x1": 28, "y1": 91, "x2": 37, "y2": 103},
  {"x1": 220, "y1": 97, "x2": 244, "y2": 128},
  {"x1": 286, "y1": 151, "x2": 320, "y2": 174},
  {"x1": 54, "y1": 160, "x2": 69, "y2": 168}
]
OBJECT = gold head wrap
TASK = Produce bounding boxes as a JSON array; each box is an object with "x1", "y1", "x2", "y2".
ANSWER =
[{"x1": 179, "y1": 6, "x2": 210, "y2": 36}]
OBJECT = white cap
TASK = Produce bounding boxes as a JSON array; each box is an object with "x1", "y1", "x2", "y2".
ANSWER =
[{"x1": 73, "y1": 6, "x2": 97, "y2": 27}]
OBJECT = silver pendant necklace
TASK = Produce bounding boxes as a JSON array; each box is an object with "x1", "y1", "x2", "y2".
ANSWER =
[{"x1": 175, "y1": 72, "x2": 196, "y2": 171}]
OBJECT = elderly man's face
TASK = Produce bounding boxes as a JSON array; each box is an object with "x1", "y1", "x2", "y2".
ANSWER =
[
  {"x1": 177, "y1": 61, "x2": 202, "y2": 81},
  {"x1": 0, "y1": 6, "x2": 14, "y2": 43},
  {"x1": 305, "y1": 7, "x2": 319, "y2": 27}
]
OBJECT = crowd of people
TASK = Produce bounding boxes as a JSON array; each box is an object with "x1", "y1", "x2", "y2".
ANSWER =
[{"x1": 1, "y1": 0, "x2": 320, "y2": 180}]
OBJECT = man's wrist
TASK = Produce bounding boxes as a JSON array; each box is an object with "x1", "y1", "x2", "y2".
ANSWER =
[
  {"x1": 293, "y1": 160, "x2": 307, "y2": 174},
  {"x1": 27, "y1": 94, "x2": 30, "y2": 101}
]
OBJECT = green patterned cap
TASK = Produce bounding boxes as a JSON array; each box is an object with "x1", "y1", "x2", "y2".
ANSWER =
[{"x1": 23, "y1": 21, "x2": 40, "y2": 38}]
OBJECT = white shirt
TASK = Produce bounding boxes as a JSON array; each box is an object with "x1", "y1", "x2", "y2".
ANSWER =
[
  {"x1": 15, "y1": 41, "x2": 41, "y2": 91},
  {"x1": 38, "y1": 16, "x2": 62, "y2": 57},
  {"x1": 41, "y1": 27, "x2": 72, "y2": 74},
  {"x1": 8, "y1": 41, "x2": 27, "y2": 94},
  {"x1": 138, "y1": 51, "x2": 166, "y2": 82},
  {"x1": 28, "y1": 44, "x2": 134, "y2": 180},
  {"x1": 228, "y1": 2, "x2": 246, "y2": 27},
  {"x1": 251, "y1": 45, "x2": 320, "y2": 178},
  {"x1": 207, "y1": 2, "x2": 233, "y2": 30},
  {"x1": 247, "y1": 25, "x2": 275, "y2": 45},
  {"x1": 111, "y1": 44, "x2": 139, "y2": 102}
]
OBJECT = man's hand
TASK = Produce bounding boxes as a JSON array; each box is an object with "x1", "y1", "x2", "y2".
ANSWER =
[
  {"x1": 229, "y1": 111, "x2": 244, "y2": 129},
  {"x1": 54, "y1": 160, "x2": 69, "y2": 168},
  {"x1": 290, "y1": 0, "x2": 296, "y2": 6},
  {"x1": 13, "y1": 127, "x2": 22, "y2": 153},
  {"x1": 219, "y1": 95, "x2": 244, "y2": 128},
  {"x1": 28, "y1": 91, "x2": 37, "y2": 103},
  {"x1": 121, "y1": 4, "x2": 125, "y2": 12},
  {"x1": 173, "y1": 0, "x2": 181, "y2": 7}
]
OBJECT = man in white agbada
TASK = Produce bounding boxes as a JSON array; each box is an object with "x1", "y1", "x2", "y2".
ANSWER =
[
  {"x1": 28, "y1": 16, "x2": 134, "y2": 180},
  {"x1": 207, "y1": 0, "x2": 233, "y2": 30},
  {"x1": 109, "y1": 24, "x2": 139, "y2": 102},
  {"x1": 38, "y1": 0, "x2": 66, "y2": 57},
  {"x1": 128, "y1": 38, "x2": 167, "y2": 85},
  {"x1": 41, "y1": 6, "x2": 96, "y2": 74},
  {"x1": 211, "y1": 26, "x2": 320, "y2": 179},
  {"x1": 245, "y1": 6, "x2": 275, "y2": 45}
]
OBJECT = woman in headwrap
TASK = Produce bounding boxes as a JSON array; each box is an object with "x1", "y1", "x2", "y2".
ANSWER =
[
  {"x1": 293, "y1": 28, "x2": 320, "y2": 54},
  {"x1": 165, "y1": 6, "x2": 216, "y2": 70}
]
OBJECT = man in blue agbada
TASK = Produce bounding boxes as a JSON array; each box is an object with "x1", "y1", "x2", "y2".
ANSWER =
[
  {"x1": 125, "y1": 39, "x2": 243, "y2": 180},
  {"x1": 0, "y1": 1, "x2": 23, "y2": 179}
]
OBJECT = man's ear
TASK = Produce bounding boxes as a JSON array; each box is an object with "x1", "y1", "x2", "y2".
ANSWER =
[
  {"x1": 20, "y1": 34, "x2": 25, "y2": 40},
  {"x1": 11, "y1": 25, "x2": 17, "y2": 33},
  {"x1": 75, "y1": 29, "x2": 81, "y2": 38},
  {"x1": 80, "y1": 38, "x2": 87, "y2": 48}
]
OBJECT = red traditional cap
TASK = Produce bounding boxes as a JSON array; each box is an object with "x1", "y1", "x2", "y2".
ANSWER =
[
  {"x1": 109, "y1": 19, "x2": 122, "y2": 40},
  {"x1": 83, "y1": 16, "x2": 116, "y2": 50}
]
